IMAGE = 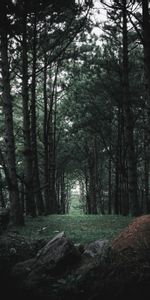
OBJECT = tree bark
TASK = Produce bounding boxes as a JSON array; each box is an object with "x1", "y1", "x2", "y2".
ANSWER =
[
  {"x1": 0, "y1": 8, "x2": 24, "y2": 225},
  {"x1": 88, "y1": 143, "x2": 97, "y2": 214},
  {"x1": 43, "y1": 52, "x2": 50, "y2": 214},
  {"x1": 108, "y1": 105, "x2": 112, "y2": 214},
  {"x1": 143, "y1": 111, "x2": 150, "y2": 213},
  {"x1": 122, "y1": 0, "x2": 139, "y2": 216},
  {"x1": 84, "y1": 167, "x2": 91, "y2": 214},
  {"x1": 142, "y1": 0, "x2": 150, "y2": 102},
  {"x1": 60, "y1": 172, "x2": 66, "y2": 214},
  {"x1": 31, "y1": 10, "x2": 44, "y2": 215},
  {"x1": 22, "y1": 4, "x2": 36, "y2": 216},
  {"x1": 46, "y1": 64, "x2": 59, "y2": 213},
  {"x1": 142, "y1": 0, "x2": 150, "y2": 213},
  {"x1": 48, "y1": 115, "x2": 56, "y2": 213}
]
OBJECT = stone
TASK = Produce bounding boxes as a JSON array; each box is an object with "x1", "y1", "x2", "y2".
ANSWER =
[
  {"x1": 75, "y1": 243, "x2": 85, "y2": 254},
  {"x1": 12, "y1": 231, "x2": 81, "y2": 293},
  {"x1": 83, "y1": 239, "x2": 110, "y2": 259}
]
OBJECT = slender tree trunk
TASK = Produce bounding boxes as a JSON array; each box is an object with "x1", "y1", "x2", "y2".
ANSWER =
[
  {"x1": 47, "y1": 65, "x2": 59, "y2": 213},
  {"x1": 22, "y1": 5, "x2": 36, "y2": 216},
  {"x1": 79, "y1": 179, "x2": 85, "y2": 212},
  {"x1": 54, "y1": 89, "x2": 57, "y2": 202},
  {"x1": 122, "y1": 0, "x2": 139, "y2": 216},
  {"x1": 121, "y1": 111, "x2": 129, "y2": 216},
  {"x1": 114, "y1": 157, "x2": 119, "y2": 215},
  {"x1": 142, "y1": 0, "x2": 150, "y2": 213},
  {"x1": 88, "y1": 146, "x2": 97, "y2": 214},
  {"x1": 48, "y1": 116, "x2": 56, "y2": 212},
  {"x1": 60, "y1": 172, "x2": 66, "y2": 214},
  {"x1": 94, "y1": 136, "x2": 104, "y2": 214},
  {"x1": 56, "y1": 175, "x2": 61, "y2": 212},
  {"x1": 114, "y1": 106, "x2": 122, "y2": 215},
  {"x1": 84, "y1": 167, "x2": 91, "y2": 214},
  {"x1": 108, "y1": 106, "x2": 112, "y2": 214},
  {"x1": 31, "y1": 11, "x2": 44, "y2": 215},
  {"x1": 115, "y1": 81, "x2": 129, "y2": 216},
  {"x1": 108, "y1": 153, "x2": 112, "y2": 214},
  {"x1": 142, "y1": 0, "x2": 150, "y2": 102},
  {"x1": 43, "y1": 53, "x2": 50, "y2": 213},
  {"x1": 0, "y1": 10, "x2": 24, "y2": 225},
  {"x1": 144, "y1": 115, "x2": 150, "y2": 213}
]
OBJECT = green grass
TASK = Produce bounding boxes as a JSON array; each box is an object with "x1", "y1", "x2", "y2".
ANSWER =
[
  {"x1": 14, "y1": 214, "x2": 133, "y2": 245},
  {"x1": 69, "y1": 194, "x2": 84, "y2": 216}
]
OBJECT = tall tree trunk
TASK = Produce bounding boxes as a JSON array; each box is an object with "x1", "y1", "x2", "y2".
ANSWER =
[
  {"x1": 108, "y1": 153, "x2": 112, "y2": 214},
  {"x1": 48, "y1": 115, "x2": 56, "y2": 213},
  {"x1": 114, "y1": 105, "x2": 122, "y2": 215},
  {"x1": 142, "y1": 0, "x2": 150, "y2": 213},
  {"x1": 22, "y1": 4, "x2": 36, "y2": 216},
  {"x1": 122, "y1": 0, "x2": 139, "y2": 216},
  {"x1": 60, "y1": 172, "x2": 66, "y2": 214},
  {"x1": 144, "y1": 132, "x2": 150, "y2": 213},
  {"x1": 43, "y1": 53, "x2": 50, "y2": 214},
  {"x1": 31, "y1": 11, "x2": 44, "y2": 215},
  {"x1": 108, "y1": 105, "x2": 112, "y2": 214},
  {"x1": 114, "y1": 156, "x2": 119, "y2": 215},
  {"x1": 143, "y1": 110, "x2": 150, "y2": 213},
  {"x1": 115, "y1": 77, "x2": 129, "y2": 216},
  {"x1": 47, "y1": 64, "x2": 59, "y2": 213},
  {"x1": 0, "y1": 9, "x2": 24, "y2": 225},
  {"x1": 84, "y1": 167, "x2": 91, "y2": 214},
  {"x1": 120, "y1": 109, "x2": 129, "y2": 216},
  {"x1": 142, "y1": 0, "x2": 150, "y2": 102},
  {"x1": 88, "y1": 144, "x2": 97, "y2": 214},
  {"x1": 94, "y1": 136, "x2": 104, "y2": 214}
]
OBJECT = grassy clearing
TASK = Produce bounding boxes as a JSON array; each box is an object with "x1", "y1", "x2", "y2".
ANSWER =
[{"x1": 14, "y1": 214, "x2": 133, "y2": 245}]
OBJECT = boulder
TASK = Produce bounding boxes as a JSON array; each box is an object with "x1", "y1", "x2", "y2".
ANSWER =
[
  {"x1": 111, "y1": 214, "x2": 150, "y2": 253},
  {"x1": 12, "y1": 231, "x2": 81, "y2": 293},
  {"x1": 83, "y1": 239, "x2": 110, "y2": 259}
]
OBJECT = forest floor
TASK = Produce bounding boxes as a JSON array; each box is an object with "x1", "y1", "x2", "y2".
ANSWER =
[
  {"x1": 12, "y1": 214, "x2": 133, "y2": 244},
  {"x1": 1, "y1": 214, "x2": 150, "y2": 300}
]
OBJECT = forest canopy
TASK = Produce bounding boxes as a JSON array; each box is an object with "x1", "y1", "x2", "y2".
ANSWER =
[{"x1": 0, "y1": 0, "x2": 150, "y2": 226}]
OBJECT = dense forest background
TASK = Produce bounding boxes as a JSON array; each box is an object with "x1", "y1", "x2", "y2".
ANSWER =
[{"x1": 0, "y1": 0, "x2": 150, "y2": 226}]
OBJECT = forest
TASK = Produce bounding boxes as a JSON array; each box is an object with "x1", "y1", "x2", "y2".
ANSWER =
[
  {"x1": 0, "y1": 0, "x2": 150, "y2": 226},
  {"x1": 0, "y1": 0, "x2": 150, "y2": 299}
]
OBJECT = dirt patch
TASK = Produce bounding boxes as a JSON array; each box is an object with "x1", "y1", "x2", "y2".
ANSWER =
[{"x1": 111, "y1": 214, "x2": 150, "y2": 252}]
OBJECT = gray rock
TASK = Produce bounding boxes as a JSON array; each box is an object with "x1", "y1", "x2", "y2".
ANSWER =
[
  {"x1": 12, "y1": 231, "x2": 81, "y2": 292},
  {"x1": 83, "y1": 239, "x2": 111, "y2": 259}
]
